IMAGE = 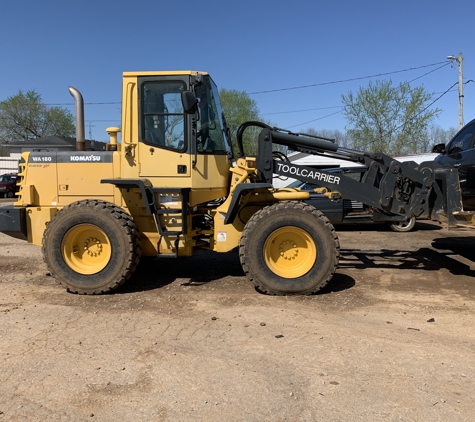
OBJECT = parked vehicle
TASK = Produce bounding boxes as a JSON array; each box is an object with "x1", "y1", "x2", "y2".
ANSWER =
[
  {"x1": 287, "y1": 167, "x2": 416, "y2": 232},
  {"x1": 433, "y1": 119, "x2": 475, "y2": 210},
  {"x1": 0, "y1": 173, "x2": 19, "y2": 198}
]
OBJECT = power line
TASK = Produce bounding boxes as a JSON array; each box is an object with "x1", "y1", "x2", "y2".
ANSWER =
[
  {"x1": 261, "y1": 88, "x2": 458, "y2": 120},
  {"x1": 59, "y1": 84, "x2": 464, "y2": 118},
  {"x1": 408, "y1": 62, "x2": 451, "y2": 83},
  {"x1": 261, "y1": 105, "x2": 343, "y2": 116},
  {"x1": 284, "y1": 80, "x2": 460, "y2": 130},
  {"x1": 418, "y1": 82, "x2": 459, "y2": 116},
  {"x1": 248, "y1": 61, "x2": 449, "y2": 95},
  {"x1": 41, "y1": 62, "x2": 468, "y2": 109},
  {"x1": 25, "y1": 65, "x2": 473, "y2": 130},
  {"x1": 85, "y1": 119, "x2": 120, "y2": 122},
  {"x1": 287, "y1": 110, "x2": 343, "y2": 129},
  {"x1": 45, "y1": 101, "x2": 120, "y2": 106},
  {"x1": 262, "y1": 83, "x2": 465, "y2": 123}
]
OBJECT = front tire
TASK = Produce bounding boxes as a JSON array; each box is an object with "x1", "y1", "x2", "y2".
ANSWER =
[
  {"x1": 42, "y1": 200, "x2": 141, "y2": 294},
  {"x1": 239, "y1": 201, "x2": 340, "y2": 295}
]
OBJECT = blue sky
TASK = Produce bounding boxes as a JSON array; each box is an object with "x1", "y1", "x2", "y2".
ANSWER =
[{"x1": 1, "y1": 0, "x2": 473, "y2": 142}]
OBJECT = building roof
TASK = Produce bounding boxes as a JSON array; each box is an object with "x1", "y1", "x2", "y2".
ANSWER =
[{"x1": 3, "y1": 136, "x2": 107, "y2": 151}]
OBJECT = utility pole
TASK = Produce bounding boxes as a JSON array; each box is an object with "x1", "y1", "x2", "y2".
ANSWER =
[
  {"x1": 88, "y1": 122, "x2": 96, "y2": 140},
  {"x1": 447, "y1": 52, "x2": 463, "y2": 129}
]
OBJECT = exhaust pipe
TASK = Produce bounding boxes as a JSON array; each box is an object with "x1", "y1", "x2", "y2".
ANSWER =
[{"x1": 68, "y1": 87, "x2": 86, "y2": 151}]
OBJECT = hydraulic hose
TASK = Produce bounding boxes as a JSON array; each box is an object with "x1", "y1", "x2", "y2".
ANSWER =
[{"x1": 236, "y1": 121, "x2": 272, "y2": 157}]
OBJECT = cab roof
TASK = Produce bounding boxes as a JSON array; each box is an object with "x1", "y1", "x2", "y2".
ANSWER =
[{"x1": 122, "y1": 70, "x2": 209, "y2": 77}]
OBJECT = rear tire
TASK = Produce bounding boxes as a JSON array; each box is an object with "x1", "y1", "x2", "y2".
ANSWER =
[
  {"x1": 6, "y1": 190, "x2": 14, "y2": 198},
  {"x1": 42, "y1": 200, "x2": 141, "y2": 294},
  {"x1": 239, "y1": 201, "x2": 340, "y2": 295},
  {"x1": 388, "y1": 216, "x2": 416, "y2": 232}
]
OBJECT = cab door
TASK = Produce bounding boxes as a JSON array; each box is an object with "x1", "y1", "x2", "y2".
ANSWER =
[{"x1": 137, "y1": 77, "x2": 191, "y2": 180}]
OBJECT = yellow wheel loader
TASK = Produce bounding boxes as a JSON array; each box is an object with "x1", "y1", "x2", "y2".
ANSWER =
[{"x1": 0, "y1": 71, "x2": 471, "y2": 295}]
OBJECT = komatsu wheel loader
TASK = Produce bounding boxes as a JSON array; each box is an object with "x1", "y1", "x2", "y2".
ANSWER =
[{"x1": 0, "y1": 70, "x2": 472, "y2": 295}]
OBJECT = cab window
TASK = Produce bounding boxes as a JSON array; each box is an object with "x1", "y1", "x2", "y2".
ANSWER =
[
  {"x1": 142, "y1": 81, "x2": 185, "y2": 151},
  {"x1": 447, "y1": 122, "x2": 475, "y2": 155}
]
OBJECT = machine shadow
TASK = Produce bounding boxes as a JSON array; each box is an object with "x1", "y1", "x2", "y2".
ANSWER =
[
  {"x1": 316, "y1": 273, "x2": 356, "y2": 295},
  {"x1": 252, "y1": 273, "x2": 356, "y2": 296},
  {"x1": 116, "y1": 230, "x2": 474, "y2": 295},
  {"x1": 431, "y1": 236, "x2": 475, "y2": 274},
  {"x1": 334, "y1": 221, "x2": 442, "y2": 233},
  {"x1": 118, "y1": 249, "x2": 358, "y2": 296},
  {"x1": 339, "y1": 244, "x2": 475, "y2": 278},
  {"x1": 116, "y1": 249, "x2": 245, "y2": 294}
]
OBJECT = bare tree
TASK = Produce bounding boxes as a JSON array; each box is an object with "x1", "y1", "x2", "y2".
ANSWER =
[
  {"x1": 304, "y1": 128, "x2": 350, "y2": 148},
  {"x1": 426, "y1": 125, "x2": 458, "y2": 150}
]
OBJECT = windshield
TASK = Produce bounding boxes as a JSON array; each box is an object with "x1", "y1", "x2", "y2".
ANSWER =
[{"x1": 195, "y1": 76, "x2": 231, "y2": 155}]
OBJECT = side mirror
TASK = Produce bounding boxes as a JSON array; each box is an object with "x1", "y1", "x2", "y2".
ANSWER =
[
  {"x1": 181, "y1": 91, "x2": 198, "y2": 114},
  {"x1": 432, "y1": 143, "x2": 446, "y2": 154}
]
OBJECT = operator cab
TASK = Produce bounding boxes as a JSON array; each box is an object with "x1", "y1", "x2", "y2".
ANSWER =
[{"x1": 121, "y1": 71, "x2": 233, "y2": 206}]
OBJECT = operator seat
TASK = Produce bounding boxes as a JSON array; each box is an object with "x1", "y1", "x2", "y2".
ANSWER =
[{"x1": 144, "y1": 89, "x2": 165, "y2": 146}]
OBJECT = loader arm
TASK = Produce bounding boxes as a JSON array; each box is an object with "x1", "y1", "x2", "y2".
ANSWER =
[{"x1": 236, "y1": 123, "x2": 467, "y2": 228}]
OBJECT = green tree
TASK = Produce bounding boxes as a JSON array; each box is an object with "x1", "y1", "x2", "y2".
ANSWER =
[
  {"x1": 0, "y1": 90, "x2": 75, "y2": 144},
  {"x1": 219, "y1": 88, "x2": 261, "y2": 156},
  {"x1": 342, "y1": 80, "x2": 441, "y2": 155}
]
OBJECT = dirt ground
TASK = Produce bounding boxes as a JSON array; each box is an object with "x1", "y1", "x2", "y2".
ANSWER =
[{"x1": 1, "y1": 200, "x2": 475, "y2": 421}]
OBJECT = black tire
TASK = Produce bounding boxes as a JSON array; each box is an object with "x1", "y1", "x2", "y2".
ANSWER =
[
  {"x1": 6, "y1": 190, "x2": 14, "y2": 198},
  {"x1": 239, "y1": 201, "x2": 340, "y2": 295},
  {"x1": 388, "y1": 216, "x2": 416, "y2": 232},
  {"x1": 42, "y1": 200, "x2": 141, "y2": 294}
]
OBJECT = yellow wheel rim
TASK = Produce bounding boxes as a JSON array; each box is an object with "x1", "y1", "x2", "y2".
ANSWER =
[
  {"x1": 264, "y1": 226, "x2": 317, "y2": 278},
  {"x1": 61, "y1": 224, "x2": 112, "y2": 275}
]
